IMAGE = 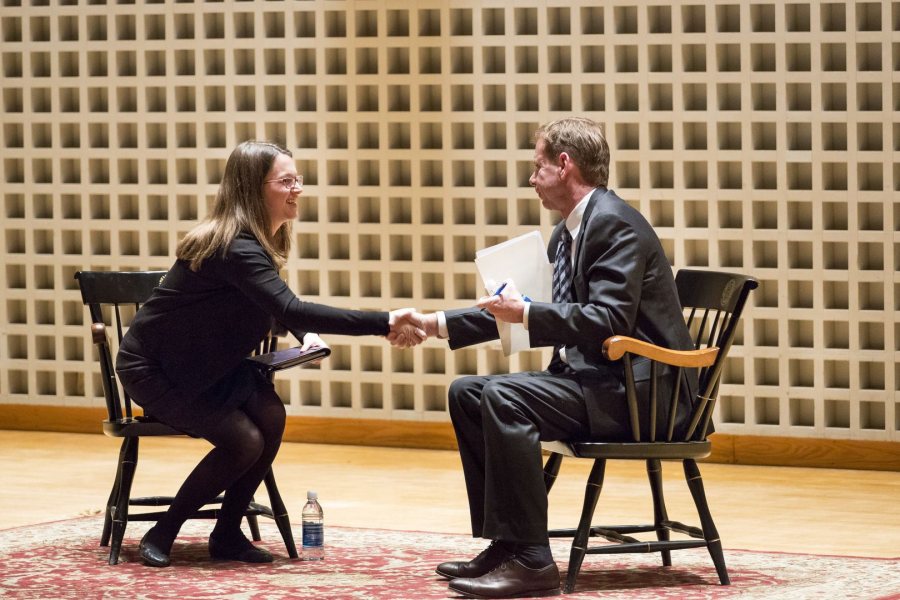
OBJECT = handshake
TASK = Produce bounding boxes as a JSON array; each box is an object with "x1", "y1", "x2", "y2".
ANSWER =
[
  {"x1": 386, "y1": 309, "x2": 438, "y2": 349},
  {"x1": 386, "y1": 282, "x2": 529, "y2": 349}
]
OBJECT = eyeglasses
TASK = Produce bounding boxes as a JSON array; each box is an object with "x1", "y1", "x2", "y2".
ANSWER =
[{"x1": 264, "y1": 175, "x2": 303, "y2": 190}]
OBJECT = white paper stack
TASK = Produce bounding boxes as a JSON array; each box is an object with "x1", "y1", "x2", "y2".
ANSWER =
[{"x1": 474, "y1": 230, "x2": 552, "y2": 356}]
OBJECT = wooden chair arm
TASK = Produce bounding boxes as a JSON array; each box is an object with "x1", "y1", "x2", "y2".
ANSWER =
[
  {"x1": 603, "y1": 335, "x2": 718, "y2": 368},
  {"x1": 91, "y1": 322, "x2": 108, "y2": 346}
]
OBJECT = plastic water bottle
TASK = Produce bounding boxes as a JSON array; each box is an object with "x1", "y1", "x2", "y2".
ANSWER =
[{"x1": 301, "y1": 490, "x2": 324, "y2": 561}]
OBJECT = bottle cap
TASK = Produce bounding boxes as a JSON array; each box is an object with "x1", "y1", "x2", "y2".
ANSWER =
[{"x1": 307, "y1": 490, "x2": 317, "y2": 500}]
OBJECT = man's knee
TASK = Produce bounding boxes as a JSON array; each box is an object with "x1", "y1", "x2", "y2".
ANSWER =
[
  {"x1": 448, "y1": 376, "x2": 484, "y2": 414},
  {"x1": 481, "y1": 380, "x2": 529, "y2": 422}
]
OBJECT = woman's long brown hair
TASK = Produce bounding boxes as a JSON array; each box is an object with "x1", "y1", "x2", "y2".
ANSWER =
[{"x1": 176, "y1": 141, "x2": 293, "y2": 270}]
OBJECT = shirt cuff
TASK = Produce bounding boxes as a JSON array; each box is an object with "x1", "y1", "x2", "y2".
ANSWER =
[
  {"x1": 522, "y1": 302, "x2": 530, "y2": 330},
  {"x1": 436, "y1": 311, "x2": 449, "y2": 339}
]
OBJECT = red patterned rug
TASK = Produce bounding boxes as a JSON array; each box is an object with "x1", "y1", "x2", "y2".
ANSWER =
[{"x1": 0, "y1": 517, "x2": 897, "y2": 599}]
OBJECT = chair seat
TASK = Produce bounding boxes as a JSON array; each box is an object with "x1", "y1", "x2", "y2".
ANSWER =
[
  {"x1": 102, "y1": 417, "x2": 183, "y2": 438},
  {"x1": 543, "y1": 440, "x2": 711, "y2": 460}
]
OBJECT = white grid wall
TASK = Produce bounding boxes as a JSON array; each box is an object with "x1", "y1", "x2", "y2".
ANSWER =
[{"x1": 1, "y1": 1, "x2": 897, "y2": 441}]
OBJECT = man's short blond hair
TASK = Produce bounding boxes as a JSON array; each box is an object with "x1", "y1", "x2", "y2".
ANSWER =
[{"x1": 536, "y1": 118, "x2": 610, "y2": 187}]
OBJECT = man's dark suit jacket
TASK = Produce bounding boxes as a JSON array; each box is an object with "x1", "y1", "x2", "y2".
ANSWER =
[{"x1": 443, "y1": 188, "x2": 698, "y2": 441}]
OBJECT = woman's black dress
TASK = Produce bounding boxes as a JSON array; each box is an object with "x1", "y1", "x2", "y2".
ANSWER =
[{"x1": 116, "y1": 232, "x2": 389, "y2": 432}]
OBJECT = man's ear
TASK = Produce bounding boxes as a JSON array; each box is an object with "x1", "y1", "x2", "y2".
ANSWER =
[{"x1": 557, "y1": 152, "x2": 572, "y2": 177}]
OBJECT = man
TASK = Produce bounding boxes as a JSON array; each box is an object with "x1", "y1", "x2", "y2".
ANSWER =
[{"x1": 411, "y1": 117, "x2": 696, "y2": 598}]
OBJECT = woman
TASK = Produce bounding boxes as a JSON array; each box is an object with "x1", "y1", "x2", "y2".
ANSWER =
[{"x1": 116, "y1": 141, "x2": 422, "y2": 567}]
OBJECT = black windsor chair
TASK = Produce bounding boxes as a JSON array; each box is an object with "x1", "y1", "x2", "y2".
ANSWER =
[
  {"x1": 542, "y1": 269, "x2": 757, "y2": 593},
  {"x1": 76, "y1": 270, "x2": 326, "y2": 565}
]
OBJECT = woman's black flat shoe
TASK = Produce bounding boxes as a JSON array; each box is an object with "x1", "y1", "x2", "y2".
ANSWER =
[
  {"x1": 208, "y1": 536, "x2": 274, "y2": 563},
  {"x1": 139, "y1": 531, "x2": 171, "y2": 568}
]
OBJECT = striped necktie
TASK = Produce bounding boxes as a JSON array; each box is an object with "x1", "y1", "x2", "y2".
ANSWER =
[
  {"x1": 549, "y1": 227, "x2": 573, "y2": 370},
  {"x1": 552, "y1": 227, "x2": 573, "y2": 303}
]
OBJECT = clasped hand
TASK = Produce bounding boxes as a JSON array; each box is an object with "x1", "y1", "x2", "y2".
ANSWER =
[
  {"x1": 387, "y1": 308, "x2": 428, "y2": 348},
  {"x1": 386, "y1": 284, "x2": 525, "y2": 348}
]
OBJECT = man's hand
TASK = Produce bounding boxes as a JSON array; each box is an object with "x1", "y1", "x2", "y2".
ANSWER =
[
  {"x1": 477, "y1": 279, "x2": 526, "y2": 324},
  {"x1": 387, "y1": 308, "x2": 427, "y2": 348}
]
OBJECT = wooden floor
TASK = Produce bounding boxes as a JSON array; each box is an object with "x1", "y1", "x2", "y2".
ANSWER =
[{"x1": 2, "y1": 430, "x2": 898, "y2": 559}]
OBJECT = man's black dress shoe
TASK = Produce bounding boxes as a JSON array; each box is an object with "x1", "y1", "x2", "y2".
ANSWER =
[
  {"x1": 435, "y1": 540, "x2": 513, "y2": 580},
  {"x1": 448, "y1": 558, "x2": 560, "y2": 599},
  {"x1": 139, "y1": 531, "x2": 171, "y2": 568},
  {"x1": 208, "y1": 535, "x2": 274, "y2": 563}
]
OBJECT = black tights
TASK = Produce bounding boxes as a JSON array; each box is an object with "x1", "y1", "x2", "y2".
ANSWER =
[{"x1": 146, "y1": 388, "x2": 286, "y2": 553}]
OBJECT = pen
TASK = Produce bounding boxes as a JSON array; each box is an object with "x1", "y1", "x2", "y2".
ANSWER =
[{"x1": 492, "y1": 282, "x2": 531, "y2": 301}]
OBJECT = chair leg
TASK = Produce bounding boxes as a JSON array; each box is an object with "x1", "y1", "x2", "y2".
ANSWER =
[
  {"x1": 683, "y1": 459, "x2": 730, "y2": 585},
  {"x1": 263, "y1": 468, "x2": 298, "y2": 558},
  {"x1": 564, "y1": 458, "x2": 606, "y2": 594},
  {"x1": 646, "y1": 459, "x2": 671, "y2": 567},
  {"x1": 108, "y1": 437, "x2": 139, "y2": 565},
  {"x1": 543, "y1": 452, "x2": 563, "y2": 493},
  {"x1": 100, "y1": 441, "x2": 127, "y2": 547},
  {"x1": 246, "y1": 497, "x2": 262, "y2": 542}
]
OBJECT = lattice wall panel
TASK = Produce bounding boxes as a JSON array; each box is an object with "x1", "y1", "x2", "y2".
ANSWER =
[{"x1": 1, "y1": 1, "x2": 897, "y2": 441}]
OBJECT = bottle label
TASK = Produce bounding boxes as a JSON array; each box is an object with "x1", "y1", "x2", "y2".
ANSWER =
[{"x1": 302, "y1": 522, "x2": 324, "y2": 547}]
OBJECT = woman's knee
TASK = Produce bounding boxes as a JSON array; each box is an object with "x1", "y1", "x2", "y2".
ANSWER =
[
  {"x1": 218, "y1": 424, "x2": 264, "y2": 471},
  {"x1": 246, "y1": 389, "x2": 286, "y2": 439},
  {"x1": 265, "y1": 392, "x2": 287, "y2": 432}
]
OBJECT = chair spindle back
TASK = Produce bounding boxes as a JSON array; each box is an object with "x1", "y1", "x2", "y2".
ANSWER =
[
  {"x1": 675, "y1": 270, "x2": 758, "y2": 440},
  {"x1": 75, "y1": 271, "x2": 167, "y2": 423}
]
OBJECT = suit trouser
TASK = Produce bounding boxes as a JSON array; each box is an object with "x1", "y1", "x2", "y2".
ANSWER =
[{"x1": 448, "y1": 370, "x2": 591, "y2": 545}]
